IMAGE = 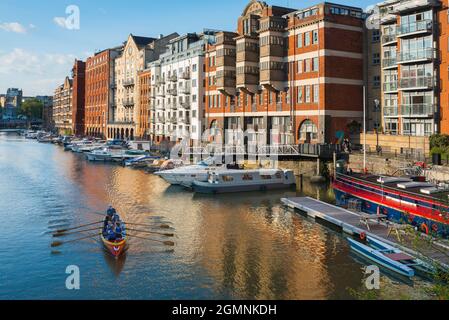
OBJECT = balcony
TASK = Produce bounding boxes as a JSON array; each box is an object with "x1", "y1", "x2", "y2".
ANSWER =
[
  {"x1": 167, "y1": 88, "x2": 178, "y2": 96},
  {"x1": 123, "y1": 99, "x2": 134, "y2": 107},
  {"x1": 382, "y1": 57, "x2": 397, "y2": 69},
  {"x1": 179, "y1": 86, "x2": 191, "y2": 95},
  {"x1": 123, "y1": 79, "x2": 135, "y2": 87},
  {"x1": 399, "y1": 76, "x2": 435, "y2": 90},
  {"x1": 156, "y1": 116, "x2": 165, "y2": 123},
  {"x1": 260, "y1": 44, "x2": 285, "y2": 58},
  {"x1": 169, "y1": 74, "x2": 177, "y2": 82},
  {"x1": 397, "y1": 48, "x2": 437, "y2": 64},
  {"x1": 168, "y1": 102, "x2": 177, "y2": 111},
  {"x1": 156, "y1": 78, "x2": 165, "y2": 86},
  {"x1": 155, "y1": 104, "x2": 165, "y2": 110},
  {"x1": 179, "y1": 71, "x2": 191, "y2": 80},
  {"x1": 383, "y1": 82, "x2": 398, "y2": 93},
  {"x1": 179, "y1": 117, "x2": 190, "y2": 125},
  {"x1": 383, "y1": 106, "x2": 398, "y2": 117},
  {"x1": 400, "y1": 104, "x2": 435, "y2": 117},
  {"x1": 397, "y1": 20, "x2": 433, "y2": 37},
  {"x1": 381, "y1": 34, "x2": 397, "y2": 46},
  {"x1": 180, "y1": 100, "x2": 191, "y2": 109},
  {"x1": 156, "y1": 90, "x2": 165, "y2": 97},
  {"x1": 169, "y1": 117, "x2": 177, "y2": 124}
]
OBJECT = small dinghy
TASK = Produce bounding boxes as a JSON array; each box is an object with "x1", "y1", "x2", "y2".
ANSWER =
[{"x1": 347, "y1": 236, "x2": 433, "y2": 278}]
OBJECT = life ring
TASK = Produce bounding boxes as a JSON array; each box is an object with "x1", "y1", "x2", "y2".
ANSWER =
[
  {"x1": 360, "y1": 232, "x2": 367, "y2": 241},
  {"x1": 421, "y1": 223, "x2": 429, "y2": 235},
  {"x1": 432, "y1": 224, "x2": 438, "y2": 233}
]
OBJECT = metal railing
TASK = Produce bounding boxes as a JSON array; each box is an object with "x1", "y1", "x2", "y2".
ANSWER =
[
  {"x1": 123, "y1": 79, "x2": 135, "y2": 87},
  {"x1": 399, "y1": 76, "x2": 435, "y2": 90},
  {"x1": 383, "y1": 106, "x2": 398, "y2": 117},
  {"x1": 397, "y1": 20, "x2": 433, "y2": 36},
  {"x1": 383, "y1": 82, "x2": 398, "y2": 92},
  {"x1": 382, "y1": 57, "x2": 397, "y2": 69},
  {"x1": 397, "y1": 48, "x2": 436, "y2": 63},
  {"x1": 381, "y1": 34, "x2": 397, "y2": 44},
  {"x1": 400, "y1": 104, "x2": 435, "y2": 117}
]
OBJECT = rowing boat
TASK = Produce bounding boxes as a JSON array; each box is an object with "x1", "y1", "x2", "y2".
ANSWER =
[{"x1": 101, "y1": 219, "x2": 127, "y2": 258}]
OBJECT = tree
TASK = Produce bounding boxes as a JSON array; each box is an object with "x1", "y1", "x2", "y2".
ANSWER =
[{"x1": 18, "y1": 98, "x2": 44, "y2": 120}]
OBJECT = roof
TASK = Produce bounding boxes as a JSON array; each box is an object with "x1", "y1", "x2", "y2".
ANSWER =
[{"x1": 131, "y1": 35, "x2": 156, "y2": 48}]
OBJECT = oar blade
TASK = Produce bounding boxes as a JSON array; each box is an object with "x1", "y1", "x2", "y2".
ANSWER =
[
  {"x1": 163, "y1": 241, "x2": 175, "y2": 246},
  {"x1": 51, "y1": 241, "x2": 63, "y2": 248}
]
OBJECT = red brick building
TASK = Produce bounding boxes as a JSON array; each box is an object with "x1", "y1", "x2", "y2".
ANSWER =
[
  {"x1": 85, "y1": 50, "x2": 114, "y2": 138},
  {"x1": 205, "y1": 1, "x2": 364, "y2": 145},
  {"x1": 72, "y1": 59, "x2": 86, "y2": 136},
  {"x1": 138, "y1": 69, "x2": 151, "y2": 139}
]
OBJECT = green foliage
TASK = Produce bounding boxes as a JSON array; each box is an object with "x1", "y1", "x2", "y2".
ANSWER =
[
  {"x1": 18, "y1": 98, "x2": 44, "y2": 120},
  {"x1": 430, "y1": 134, "x2": 449, "y2": 149}
]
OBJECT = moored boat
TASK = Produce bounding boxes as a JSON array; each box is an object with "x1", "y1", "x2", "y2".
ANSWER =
[
  {"x1": 333, "y1": 171, "x2": 449, "y2": 238},
  {"x1": 192, "y1": 169, "x2": 296, "y2": 194},
  {"x1": 347, "y1": 236, "x2": 433, "y2": 278}
]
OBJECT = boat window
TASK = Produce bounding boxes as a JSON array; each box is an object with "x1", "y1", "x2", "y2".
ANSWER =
[
  {"x1": 242, "y1": 174, "x2": 254, "y2": 181},
  {"x1": 261, "y1": 175, "x2": 272, "y2": 180},
  {"x1": 275, "y1": 172, "x2": 282, "y2": 179},
  {"x1": 222, "y1": 175, "x2": 234, "y2": 182}
]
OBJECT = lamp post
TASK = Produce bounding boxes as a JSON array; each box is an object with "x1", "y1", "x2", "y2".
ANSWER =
[{"x1": 374, "y1": 99, "x2": 380, "y2": 154}]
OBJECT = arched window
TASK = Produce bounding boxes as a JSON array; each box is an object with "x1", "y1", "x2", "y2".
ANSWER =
[{"x1": 299, "y1": 120, "x2": 317, "y2": 142}]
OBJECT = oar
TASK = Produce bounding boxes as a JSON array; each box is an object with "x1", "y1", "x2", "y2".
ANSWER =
[
  {"x1": 126, "y1": 222, "x2": 172, "y2": 229},
  {"x1": 53, "y1": 227, "x2": 102, "y2": 237},
  {"x1": 51, "y1": 233, "x2": 101, "y2": 248},
  {"x1": 125, "y1": 228, "x2": 174, "y2": 237},
  {"x1": 55, "y1": 221, "x2": 103, "y2": 233},
  {"x1": 126, "y1": 234, "x2": 175, "y2": 246}
]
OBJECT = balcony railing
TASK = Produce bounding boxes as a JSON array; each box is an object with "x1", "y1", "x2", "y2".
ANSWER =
[
  {"x1": 180, "y1": 71, "x2": 191, "y2": 80},
  {"x1": 169, "y1": 74, "x2": 177, "y2": 82},
  {"x1": 179, "y1": 117, "x2": 190, "y2": 125},
  {"x1": 400, "y1": 104, "x2": 435, "y2": 117},
  {"x1": 123, "y1": 99, "x2": 134, "y2": 107},
  {"x1": 383, "y1": 82, "x2": 398, "y2": 92},
  {"x1": 399, "y1": 76, "x2": 435, "y2": 90},
  {"x1": 156, "y1": 78, "x2": 165, "y2": 85},
  {"x1": 382, "y1": 57, "x2": 397, "y2": 69},
  {"x1": 397, "y1": 20, "x2": 433, "y2": 37},
  {"x1": 381, "y1": 34, "x2": 397, "y2": 45},
  {"x1": 397, "y1": 48, "x2": 436, "y2": 64},
  {"x1": 181, "y1": 100, "x2": 191, "y2": 109},
  {"x1": 179, "y1": 86, "x2": 191, "y2": 95},
  {"x1": 156, "y1": 116, "x2": 165, "y2": 123},
  {"x1": 123, "y1": 79, "x2": 135, "y2": 87},
  {"x1": 169, "y1": 117, "x2": 177, "y2": 124},
  {"x1": 167, "y1": 88, "x2": 178, "y2": 96},
  {"x1": 383, "y1": 106, "x2": 398, "y2": 117}
]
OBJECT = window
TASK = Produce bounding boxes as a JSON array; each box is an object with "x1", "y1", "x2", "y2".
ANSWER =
[
  {"x1": 373, "y1": 75, "x2": 381, "y2": 87},
  {"x1": 312, "y1": 30, "x2": 319, "y2": 44},
  {"x1": 297, "y1": 87, "x2": 303, "y2": 103},
  {"x1": 242, "y1": 174, "x2": 254, "y2": 181},
  {"x1": 373, "y1": 53, "x2": 380, "y2": 65},
  {"x1": 313, "y1": 84, "x2": 319, "y2": 103},
  {"x1": 304, "y1": 32, "x2": 311, "y2": 46},
  {"x1": 305, "y1": 85, "x2": 311, "y2": 103},
  {"x1": 297, "y1": 33, "x2": 303, "y2": 48},
  {"x1": 372, "y1": 30, "x2": 380, "y2": 42},
  {"x1": 297, "y1": 60, "x2": 303, "y2": 73},
  {"x1": 260, "y1": 175, "x2": 272, "y2": 180},
  {"x1": 299, "y1": 120, "x2": 318, "y2": 140},
  {"x1": 312, "y1": 57, "x2": 319, "y2": 71},
  {"x1": 222, "y1": 175, "x2": 234, "y2": 182},
  {"x1": 305, "y1": 59, "x2": 311, "y2": 72}
]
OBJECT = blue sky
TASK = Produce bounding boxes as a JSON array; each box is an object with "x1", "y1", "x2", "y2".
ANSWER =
[{"x1": 0, "y1": 0, "x2": 374, "y2": 96}]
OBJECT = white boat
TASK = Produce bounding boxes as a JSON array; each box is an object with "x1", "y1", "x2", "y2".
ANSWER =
[
  {"x1": 154, "y1": 157, "x2": 227, "y2": 187},
  {"x1": 86, "y1": 148, "x2": 114, "y2": 161},
  {"x1": 192, "y1": 169, "x2": 296, "y2": 194}
]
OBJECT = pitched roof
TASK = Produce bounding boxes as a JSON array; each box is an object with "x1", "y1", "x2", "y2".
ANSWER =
[{"x1": 130, "y1": 35, "x2": 156, "y2": 48}]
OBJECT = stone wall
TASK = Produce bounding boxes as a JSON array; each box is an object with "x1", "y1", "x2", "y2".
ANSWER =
[
  {"x1": 424, "y1": 165, "x2": 449, "y2": 183},
  {"x1": 347, "y1": 153, "x2": 413, "y2": 176}
]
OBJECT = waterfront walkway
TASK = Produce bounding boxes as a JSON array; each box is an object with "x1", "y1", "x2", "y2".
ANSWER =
[{"x1": 281, "y1": 197, "x2": 449, "y2": 269}]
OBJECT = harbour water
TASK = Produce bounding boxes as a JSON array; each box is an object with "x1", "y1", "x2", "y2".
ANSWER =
[{"x1": 0, "y1": 133, "x2": 433, "y2": 299}]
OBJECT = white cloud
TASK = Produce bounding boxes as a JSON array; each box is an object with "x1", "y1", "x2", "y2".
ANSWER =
[
  {"x1": 0, "y1": 48, "x2": 79, "y2": 95},
  {"x1": 0, "y1": 22, "x2": 28, "y2": 34},
  {"x1": 53, "y1": 17, "x2": 67, "y2": 29}
]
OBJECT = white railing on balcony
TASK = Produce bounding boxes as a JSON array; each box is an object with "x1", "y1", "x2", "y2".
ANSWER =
[{"x1": 383, "y1": 82, "x2": 398, "y2": 92}]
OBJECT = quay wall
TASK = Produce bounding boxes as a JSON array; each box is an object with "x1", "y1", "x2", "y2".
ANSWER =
[
  {"x1": 347, "y1": 153, "x2": 414, "y2": 176},
  {"x1": 425, "y1": 166, "x2": 449, "y2": 183}
]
